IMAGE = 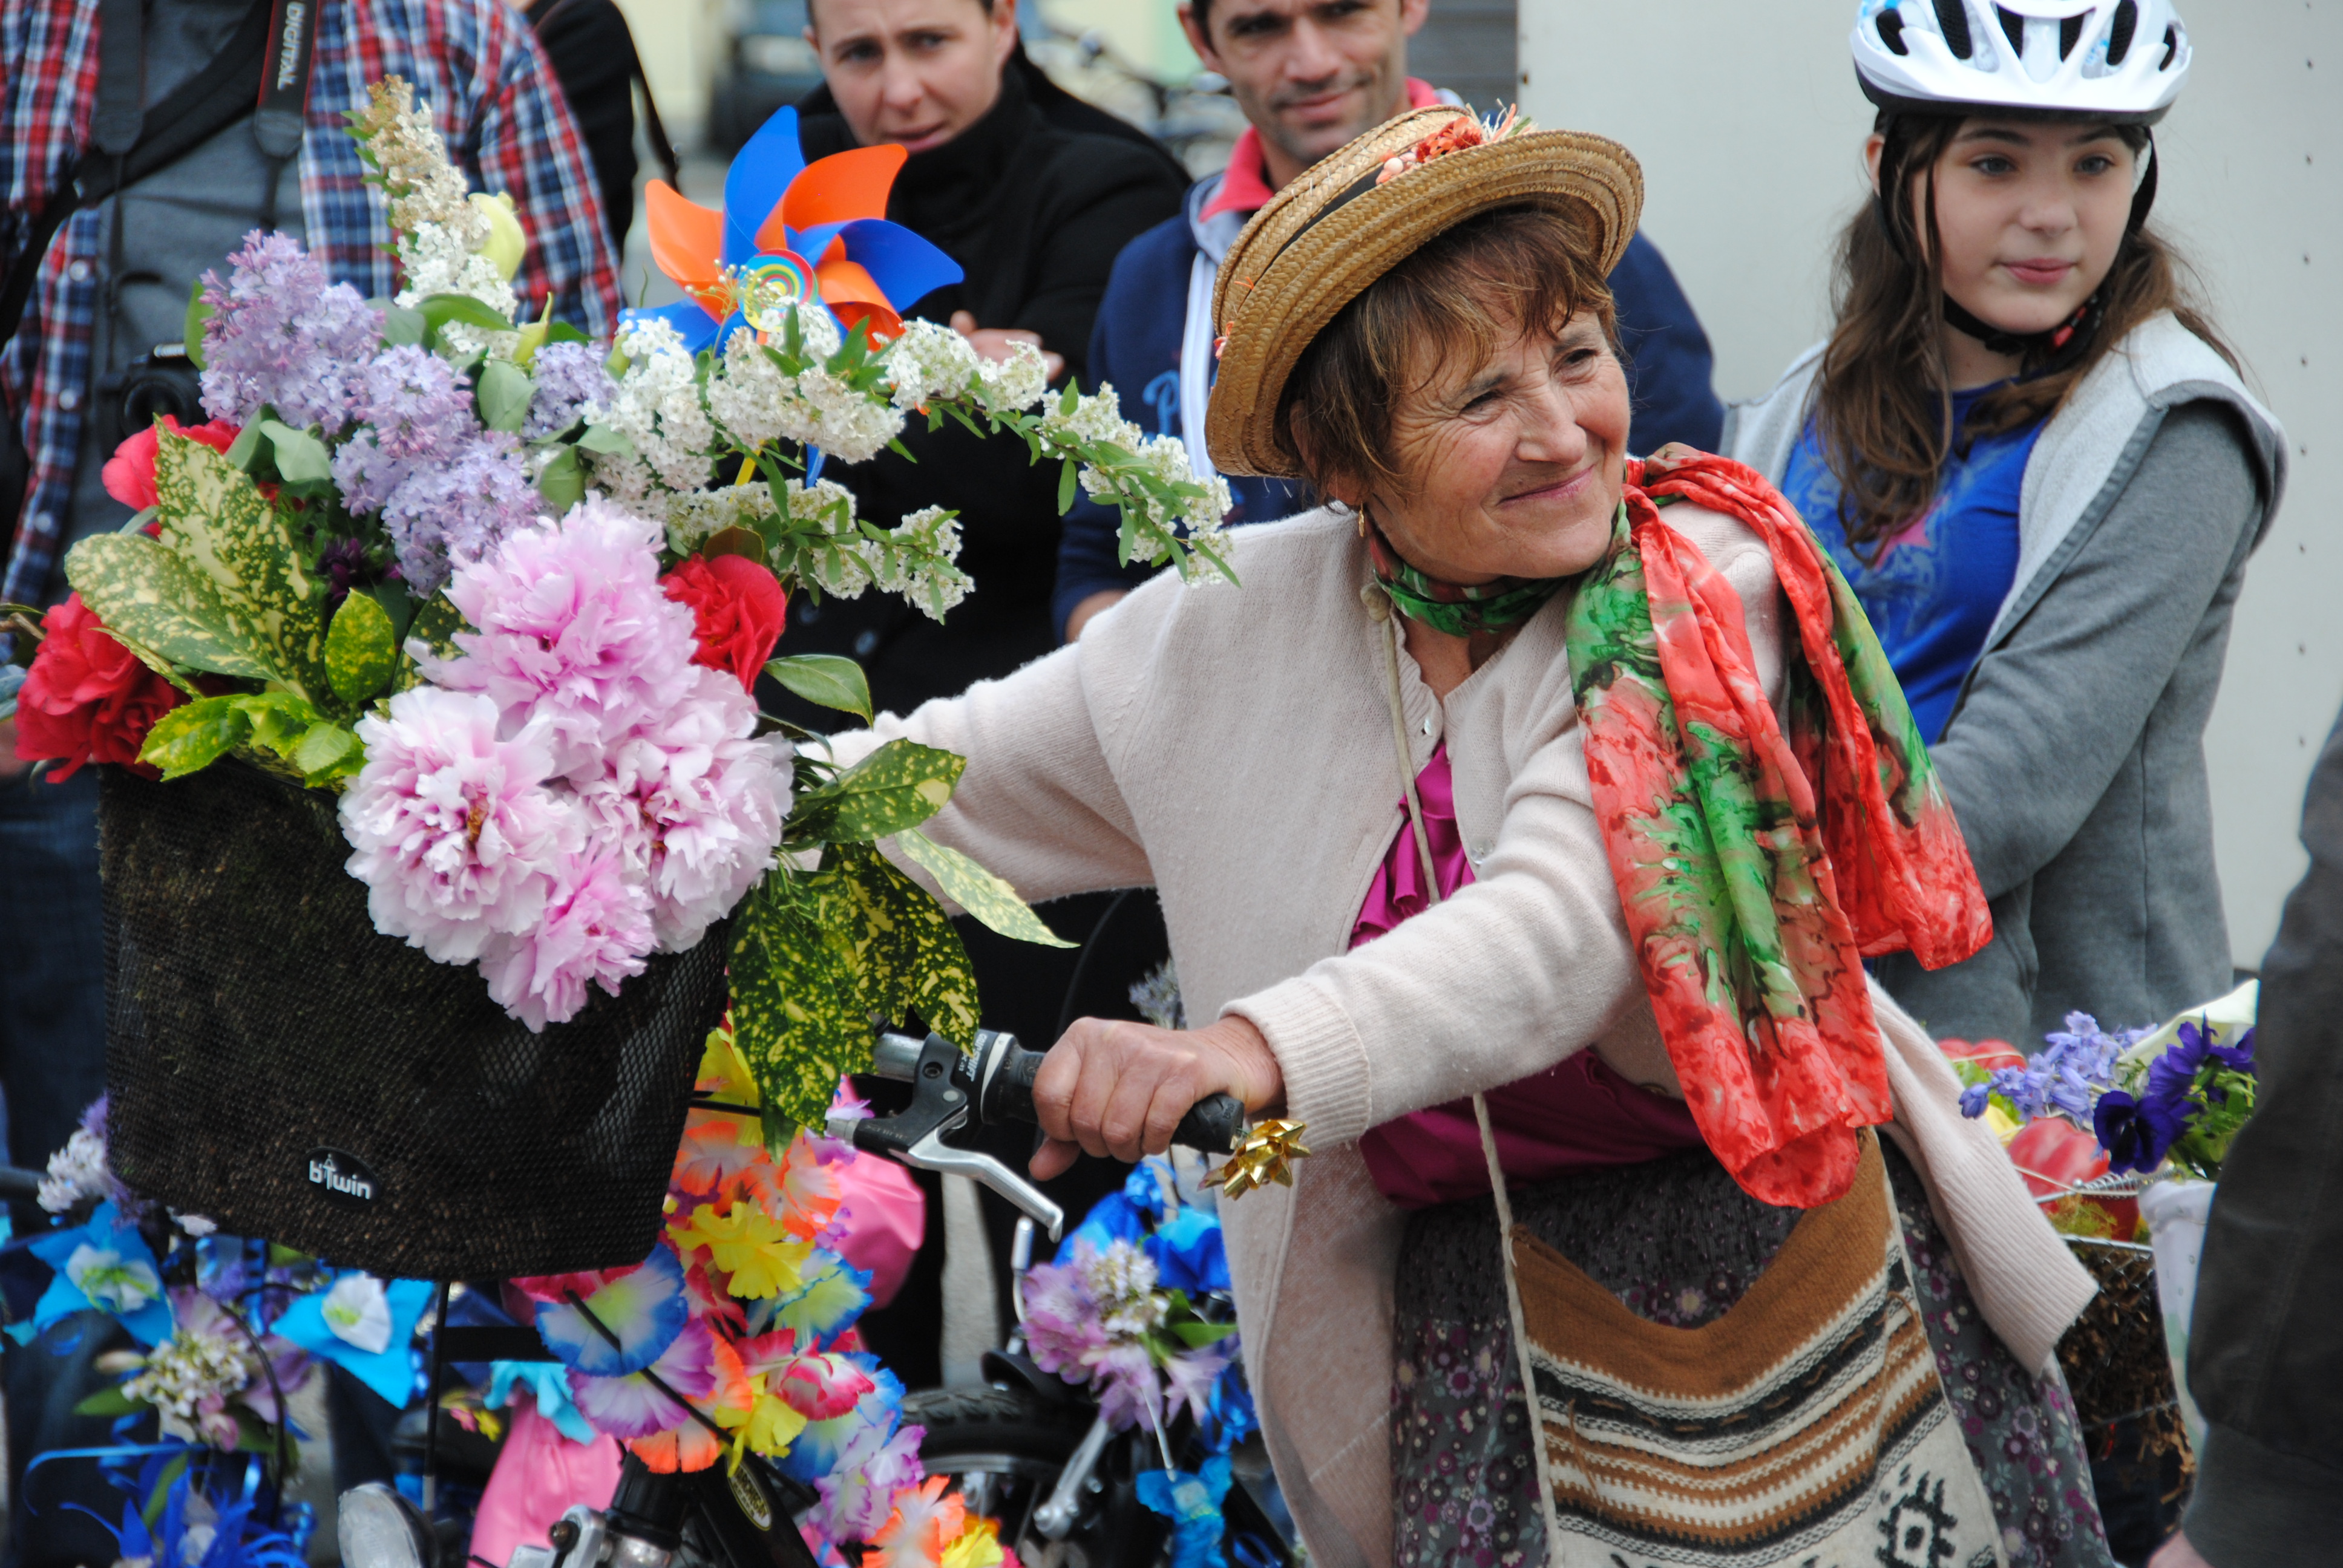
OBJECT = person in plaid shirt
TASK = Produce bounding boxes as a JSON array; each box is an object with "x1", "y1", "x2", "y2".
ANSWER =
[{"x1": 0, "y1": 0, "x2": 620, "y2": 1214}]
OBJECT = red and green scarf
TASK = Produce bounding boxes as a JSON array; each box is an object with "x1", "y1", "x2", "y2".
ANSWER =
[{"x1": 1560, "y1": 452, "x2": 1991, "y2": 1207}]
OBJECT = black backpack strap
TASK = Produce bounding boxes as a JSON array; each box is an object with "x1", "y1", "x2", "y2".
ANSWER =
[{"x1": 0, "y1": 0, "x2": 276, "y2": 348}]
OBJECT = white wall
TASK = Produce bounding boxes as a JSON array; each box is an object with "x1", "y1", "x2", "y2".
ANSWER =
[{"x1": 1521, "y1": 0, "x2": 2342, "y2": 972}]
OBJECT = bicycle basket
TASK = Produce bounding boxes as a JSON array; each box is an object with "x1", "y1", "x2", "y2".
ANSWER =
[{"x1": 97, "y1": 760, "x2": 729, "y2": 1279}]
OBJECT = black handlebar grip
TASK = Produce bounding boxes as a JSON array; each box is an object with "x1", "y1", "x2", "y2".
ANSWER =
[{"x1": 983, "y1": 1040, "x2": 1247, "y2": 1154}]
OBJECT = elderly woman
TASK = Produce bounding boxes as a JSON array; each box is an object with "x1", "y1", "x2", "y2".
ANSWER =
[{"x1": 832, "y1": 110, "x2": 2108, "y2": 1567}]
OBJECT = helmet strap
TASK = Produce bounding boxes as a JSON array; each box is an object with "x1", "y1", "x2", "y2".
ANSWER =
[{"x1": 1940, "y1": 289, "x2": 2105, "y2": 367}]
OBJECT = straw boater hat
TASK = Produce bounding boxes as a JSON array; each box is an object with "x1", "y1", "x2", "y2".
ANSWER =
[{"x1": 1204, "y1": 106, "x2": 1643, "y2": 479}]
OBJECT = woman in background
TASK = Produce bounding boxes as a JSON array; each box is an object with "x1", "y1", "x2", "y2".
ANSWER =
[{"x1": 1731, "y1": 0, "x2": 2285, "y2": 1054}]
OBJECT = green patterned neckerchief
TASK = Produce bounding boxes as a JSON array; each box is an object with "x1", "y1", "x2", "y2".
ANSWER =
[
  {"x1": 1363, "y1": 520, "x2": 1568, "y2": 636},
  {"x1": 1545, "y1": 454, "x2": 1994, "y2": 1210}
]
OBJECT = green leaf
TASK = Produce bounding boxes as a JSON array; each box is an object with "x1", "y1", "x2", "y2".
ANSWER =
[
  {"x1": 65, "y1": 532, "x2": 276, "y2": 681},
  {"x1": 476, "y1": 359, "x2": 536, "y2": 434},
  {"x1": 536, "y1": 445, "x2": 585, "y2": 512},
  {"x1": 224, "y1": 421, "x2": 264, "y2": 471},
  {"x1": 257, "y1": 420, "x2": 333, "y2": 487},
  {"x1": 819, "y1": 842, "x2": 980, "y2": 1048},
  {"x1": 1170, "y1": 1319, "x2": 1240, "y2": 1349},
  {"x1": 897, "y1": 828, "x2": 1073, "y2": 947},
  {"x1": 183, "y1": 281, "x2": 212, "y2": 370},
  {"x1": 417, "y1": 292, "x2": 512, "y2": 346},
  {"x1": 728, "y1": 871, "x2": 877, "y2": 1133},
  {"x1": 73, "y1": 1387, "x2": 142, "y2": 1419},
  {"x1": 238, "y1": 690, "x2": 325, "y2": 753},
  {"x1": 326, "y1": 590, "x2": 398, "y2": 705},
  {"x1": 1057, "y1": 457, "x2": 1078, "y2": 515},
  {"x1": 378, "y1": 302, "x2": 427, "y2": 347},
  {"x1": 140, "y1": 1450, "x2": 191, "y2": 1527},
  {"x1": 149, "y1": 433, "x2": 332, "y2": 704},
  {"x1": 793, "y1": 739, "x2": 963, "y2": 841},
  {"x1": 290, "y1": 722, "x2": 364, "y2": 783},
  {"x1": 545, "y1": 320, "x2": 590, "y2": 347},
  {"x1": 575, "y1": 422, "x2": 636, "y2": 457},
  {"x1": 137, "y1": 696, "x2": 254, "y2": 780},
  {"x1": 764, "y1": 655, "x2": 871, "y2": 724}
]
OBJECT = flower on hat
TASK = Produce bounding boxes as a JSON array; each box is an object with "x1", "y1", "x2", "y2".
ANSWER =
[{"x1": 1375, "y1": 106, "x2": 1525, "y2": 185}]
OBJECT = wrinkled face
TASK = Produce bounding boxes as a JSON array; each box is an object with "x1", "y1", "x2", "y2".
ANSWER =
[
  {"x1": 1345, "y1": 308, "x2": 1629, "y2": 586},
  {"x1": 1901, "y1": 117, "x2": 2137, "y2": 336},
  {"x1": 1181, "y1": 0, "x2": 1426, "y2": 181},
  {"x1": 807, "y1": 0, "x2": 1018, "y2": 154}
]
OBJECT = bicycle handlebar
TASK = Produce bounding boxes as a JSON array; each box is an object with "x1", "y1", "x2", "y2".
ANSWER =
[{"x1": 975, "y1": 1033, "x2": 1247, "y2": 1156}]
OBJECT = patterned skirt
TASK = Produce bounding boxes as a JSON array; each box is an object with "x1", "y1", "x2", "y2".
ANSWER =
[{"x1": 1389, "y1": 1142, "x2": 2114, "y2": 1568}]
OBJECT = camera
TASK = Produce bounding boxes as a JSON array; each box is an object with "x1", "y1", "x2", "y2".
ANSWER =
[{"x1": 97, "y1": 342, "x2": 206, "y2": 454}]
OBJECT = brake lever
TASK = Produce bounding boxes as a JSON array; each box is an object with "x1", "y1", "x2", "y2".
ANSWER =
[{"x1": 831, "y1": 1032, "x2": 1067, "y2": 1241}]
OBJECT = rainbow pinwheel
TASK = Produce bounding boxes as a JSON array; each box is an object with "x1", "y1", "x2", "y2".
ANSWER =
[{"x1": 628, "y1": 105, "x2": 962, "y2": 354}]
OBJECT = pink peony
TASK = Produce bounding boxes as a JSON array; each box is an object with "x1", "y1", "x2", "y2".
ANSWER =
[
  {"x1": 575, "y1": 665, "x2": 790, "y2": 951},
  {"x1": 479, "y1": 849, "x2": 655, "y2": 1031},
  {"x1": 427, "y1": 495, "x2": 700, "y2": 776},
  {"x1": 339, "y1": 688, "x2": 578, "y2": 964}
]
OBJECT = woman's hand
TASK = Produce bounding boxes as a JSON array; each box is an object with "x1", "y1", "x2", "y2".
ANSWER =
[
  {"x1": 1029, "y1": 1014, "x2": 1283, "y2": 1181},
  {"x1": 949, "y1": 310, "x2": 1064, "y2": 381}
]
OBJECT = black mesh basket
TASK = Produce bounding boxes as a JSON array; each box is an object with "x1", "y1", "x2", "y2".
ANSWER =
[{"x1": 98, "y1": 760, "x2": 729, "y2": 1279}]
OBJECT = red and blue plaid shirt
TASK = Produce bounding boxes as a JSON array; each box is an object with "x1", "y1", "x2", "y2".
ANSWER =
[{"x1": 2, "y1": 0, "x2": 625, "y2": 606}]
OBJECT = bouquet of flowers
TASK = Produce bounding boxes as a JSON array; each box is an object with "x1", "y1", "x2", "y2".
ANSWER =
[
  {"x1": 1953, "y1": 981, "x2": 2259, "y2": 1191},
  {"x1": 3, "y1": 77, "x2": 1237, "y2": 1138}
]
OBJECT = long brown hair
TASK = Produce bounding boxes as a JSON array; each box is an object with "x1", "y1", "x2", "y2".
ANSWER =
[{"x1": 1812, "y1": 110, "x2": 2234, "y2": 555}]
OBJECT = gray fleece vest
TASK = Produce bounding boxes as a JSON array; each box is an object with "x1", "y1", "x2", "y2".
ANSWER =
[{"x1": 1726, "y1": 315, "x2": 2289, "y2": 1041}]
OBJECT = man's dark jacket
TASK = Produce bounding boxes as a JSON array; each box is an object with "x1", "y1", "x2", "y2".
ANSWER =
[{"x1": 2182, "y1": 702, "x2": 2343, "y2": 1561}]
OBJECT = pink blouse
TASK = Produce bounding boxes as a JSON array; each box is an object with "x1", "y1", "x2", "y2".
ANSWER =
[{"x1": 1352, "y1": 745, "x2": 1705, "y2": 1210}]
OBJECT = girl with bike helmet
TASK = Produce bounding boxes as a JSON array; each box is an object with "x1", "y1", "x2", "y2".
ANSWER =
[{"x1": 1729, "y1": 0, "x2": 2288, "y2": 1055}]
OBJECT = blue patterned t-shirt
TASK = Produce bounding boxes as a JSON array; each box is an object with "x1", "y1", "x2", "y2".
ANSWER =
[{"x1": 1780, "y1": 387, "x2": 2045, "y2": 743}]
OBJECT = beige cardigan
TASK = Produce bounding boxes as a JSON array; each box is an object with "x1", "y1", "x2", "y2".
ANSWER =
[{"x1": 825, "y1": 503, "x2": 2096, "y2": 1568}]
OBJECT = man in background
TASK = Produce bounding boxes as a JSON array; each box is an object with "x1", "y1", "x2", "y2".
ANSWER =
[
  {"x1": 0, "y1": 5, "x2": 617, "y2": 1556},
  {"x1": 1052, "y1": 0, "x2": 1726, "y2": 641}
]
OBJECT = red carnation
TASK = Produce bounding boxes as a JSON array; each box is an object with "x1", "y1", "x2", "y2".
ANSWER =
[
  {"x1": 102, "y1": 416, "x2": 242, "y2": 514},
  {"x1": 13, "y1": 593, "x2": 185, "y2": 781},
  {"x1": 661, "y1": 554, "x2": 788, "y2": 691}
]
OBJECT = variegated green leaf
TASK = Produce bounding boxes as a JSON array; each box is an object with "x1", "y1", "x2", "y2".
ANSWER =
[
  {"x1": 151, "y1": 433, "x2": 330, "y2": 704},
  {"x1": 793, "y1": 739, "x2": 963, "y2": 841},
  {"x1": 237, "y1": 690, "x2": 323, "y2": 753},
  {"x1": 899, "y1": 828, "x2": 1073, "y2": 947},
  {"x1": 326, "y1": 591, "x2": 397, "y2": 705},
  {"x1": 65, "y1": 532, "x2": 275, "y2": 681},
  {"x1": 395, "y1": 592, "x2": 467, "y2": 690},
  {"x1": 137, "y1": 696, "x2": 252, "y2": 780},
  {"x1": 820, "y1": 842, "x2": 980, "y2": 1048},
  {"x1": 728, "y1": 869, "x2": 875, "y2": 1134}
]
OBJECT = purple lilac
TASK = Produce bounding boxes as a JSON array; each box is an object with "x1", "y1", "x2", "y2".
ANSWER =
[
  {"x1": 197, "y1": 231, "x2": 382, "y2": 431},
  {"x1": 331, "y1": 345, "x2": 480, "y2": 514},
  {"x1": 524, "y1": 341, "x2": 617, "y2": 440},
  {"x1": 1958, "y1": 1010, "x2": 2144, "y2": 1125},
  {"x1": 377, "y1": 434, "x2": 543, "y2": 596}
]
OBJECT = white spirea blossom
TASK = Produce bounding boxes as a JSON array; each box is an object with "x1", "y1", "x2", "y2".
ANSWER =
[
  {"x1": 1040, "y1": 385, "x2": 1147, "y2": 451},
  {"x1": 588, "y1": 319, "x2": 715, "y2": 495},
  {"x1": 882, "y1": 319, "x2": 981, "y2": 410},
  {"x1": 664, "y1": 485, "x2": 772, "y2": 558},
  {"x1": 706, "y1": 331, "x2": 796, "y2": 451},
  {"x1": 975, "y1": 341, "x2": 1050, "y2": 411},
  {"x1": 874, "y1": 505, "x2": 972, "y2": 618}
]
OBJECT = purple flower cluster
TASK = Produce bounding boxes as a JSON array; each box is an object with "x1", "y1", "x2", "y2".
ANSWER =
[
  {"x1": 197, "y1": 232, "x2": 382, "y2": 431},
  {"x1": 524, "y1": 341, "x2": 617, "y2": 440},
  {"x1": 1956, "y1": 1011, "x2": 2142, "y2": 1123},
  {"x1": 2094, "y1": 1019, "x2": 2256, "y2": 1174},
  {"x1": 327, "y1": 347, "x2": 543, "y2": 593}
]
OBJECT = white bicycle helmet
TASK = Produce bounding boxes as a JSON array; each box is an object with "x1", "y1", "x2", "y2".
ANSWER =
[{"x1": 1852, "y1": 0, "x2": 2189, "y2": 122}]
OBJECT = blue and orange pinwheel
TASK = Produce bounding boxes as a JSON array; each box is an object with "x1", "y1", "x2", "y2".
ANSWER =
[{"x1": 625, "y1": 106, "x2": 962, "y2": 354}]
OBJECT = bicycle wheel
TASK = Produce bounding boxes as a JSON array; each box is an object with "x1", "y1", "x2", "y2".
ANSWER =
[{"x1": 903, "y1": 1387, "x2": 1162, "y2": 1568}]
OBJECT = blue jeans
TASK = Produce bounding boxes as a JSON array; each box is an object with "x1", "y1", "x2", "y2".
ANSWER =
[{"x1": 0, "y1": 766, "x2": 110, "y2": 1182}]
